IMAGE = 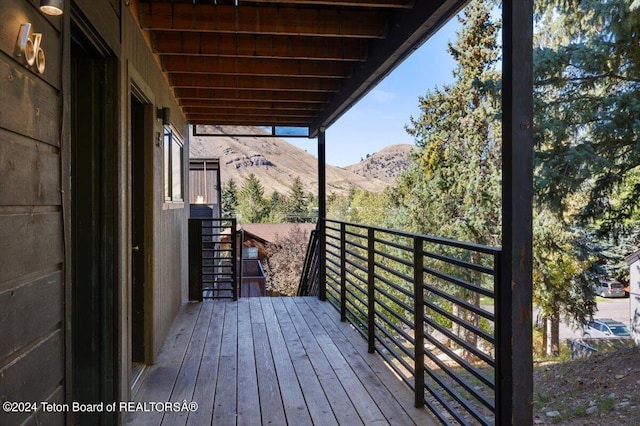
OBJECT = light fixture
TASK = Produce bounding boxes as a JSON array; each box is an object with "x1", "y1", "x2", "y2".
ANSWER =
[
  {"x1": 40, "y1": 0, "x2": 64, "y2": 16},
  {"x1": 157, "y1": 107, "x2": 171, "y2": 126}
]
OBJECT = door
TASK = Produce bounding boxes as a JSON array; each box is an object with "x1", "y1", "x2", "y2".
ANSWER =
[
  {"x1": 70, "y1": 18, "x2": 117, "y2": 425},
  {"x1": 130, "y1": 94, "x2": 147, "y2": 375}
]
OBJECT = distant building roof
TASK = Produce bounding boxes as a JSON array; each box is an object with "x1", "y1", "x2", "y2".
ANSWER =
[
  {"x1": 240, "y1": 223, "x2": 316, "y2": 244},
  {"x1": 626, "y1": 249, "x2": 640, "y2": 266}
]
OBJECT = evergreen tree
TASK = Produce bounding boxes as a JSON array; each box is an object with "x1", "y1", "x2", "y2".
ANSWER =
[
  {"x1": 267, "y1": 191, "x2": 286, "y2": 223},
  {"x1": 237, "y1": 174, "x2": 268, "y2": 223},
  {"x1": 221, "y1": 178, "x2": 239, "y2": 218},
  {"x1": 534, "y1": 0, "x2": 640, "y2": 237},
  {"x1": 286, "y1": 177, "x2": 308, "y2": 222},
  {"x1": 391, "y1": 0, "x2": 502, "y2": 246},
  {"x1": 388, "y1": 0, "x2": 502, "y2": 357}
]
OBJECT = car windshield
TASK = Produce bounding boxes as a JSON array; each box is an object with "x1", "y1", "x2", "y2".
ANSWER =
[
  {"x1": 609, "y1": 282, "x2": 622, "y2": 289},
  {"x1": 608, "y1": 325, "x2": 630, "y2": 336}
]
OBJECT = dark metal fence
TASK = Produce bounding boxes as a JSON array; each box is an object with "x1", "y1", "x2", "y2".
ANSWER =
[
  {"x1": 323, "y1": 219, "x2": 501, "y2": 425},
  {"x1": 297, "y1": 228, "x2": 319, "y2": 296},
  {"x1": 188, "y1": 218, "x2": 239, "y2": 300}
]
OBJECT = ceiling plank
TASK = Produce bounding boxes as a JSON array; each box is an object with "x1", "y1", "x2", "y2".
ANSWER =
[
  {"x1": 187, "y1": 115, "x2": 312, "y2": 126},
  {"x1": 180, "y1": 100, "x2": 322, "y2": 111},
  {"x1": 152, "y1": 32, "x2": 367, "y2": 62},
  {"x1": 139, "y1": 3, "x2": 387, "y2": 38},
  {"x1": 174, "y1": 88, "x2": 330, "y2": 103},
  {"x1": 244, "y1": 0, "x2": 414, "y2": 8},
  {"x1": 146, "y1": 0, "x2": 413, "y2": 8},
  {"x1": 161, "y1": 56, "x2": 352, "y2": 78},
  {"x1": 169, "y1": 74, "x2": 341, "y2": 92},
  {"x1": 183, "y1": 108, "x2": 317, "y2": 118}
]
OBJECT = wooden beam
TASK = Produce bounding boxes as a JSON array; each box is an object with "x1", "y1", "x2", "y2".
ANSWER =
[
  {"x1": 180, "y1": 101, "x2": 322, "y2": 111},
  {"x1": 139, "y1": 3, "x2": 387, "y2": 38},
  {"x1": 188, "y1": 116, "x2": 312, "y2": 126},
  {"x1": 247, "y1": 0, "x2": 414, "y2": 8},
  {"x1": 183, "y1": 107, "x2": 317, "y2": 118},
  {"x1": 498, "y1": 0, "x2": 534, "y2": 424},
  {"x1": 162, "y1": 56, "x2": 352, "y2": 78},
  {"x1": 169, "y1": 74, "x2": 341, "y2": 92},
  {"x1": 152, "y1": 32, "x2": 367, "y2": 62},
  {"x1": 174, "y1": 88, "x2": 329, "y2": 103}
]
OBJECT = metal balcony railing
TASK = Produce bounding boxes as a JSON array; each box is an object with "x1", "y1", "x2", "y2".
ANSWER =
[
  {"x1": 322, "y1": 219, "x2": 502, "y2": 425},
  {"x1": 188, "y1": 218, "x2": 239, "y2": 300}
]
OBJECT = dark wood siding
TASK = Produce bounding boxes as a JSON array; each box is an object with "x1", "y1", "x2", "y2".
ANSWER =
[{"x1": 0, "y1": 1, "x2": 64, "y2": 425}]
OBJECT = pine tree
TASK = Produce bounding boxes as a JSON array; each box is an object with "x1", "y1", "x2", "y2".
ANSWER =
[
  {"x1": 221, "y1": 178, "x2": 239, "y2": 218},
  {"x1": 392, "y1": 0, "x2": 502, "y2": 246},
  {"x1": 534, "y1": 0, "x2": 640, "y2": 237},
  {"x1": 268, "y1": 191, "x2": 286, "y2": 223},
  {"x1": 237, "y1": 174, "x2": 269, "y2": 223},
  {"x1": 286, "y1": 177, "x2": 308, "y2": 223},
  {"x1": 389, "y1": 0, "x2": 502, "y2": 358}
]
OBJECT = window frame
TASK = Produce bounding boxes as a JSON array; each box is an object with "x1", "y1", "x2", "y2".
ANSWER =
[{"x1": 163, "y1": 125, "x2": 184, "y2": 203}]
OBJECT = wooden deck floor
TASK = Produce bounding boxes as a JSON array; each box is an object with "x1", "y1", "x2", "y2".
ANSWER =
[{"x1": 125, "y1": 297, "x2": 436, "y2": 426}]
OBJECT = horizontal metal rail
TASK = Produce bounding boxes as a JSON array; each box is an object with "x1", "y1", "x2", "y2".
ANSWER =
[
  {"x1": 323, "y1": 219, "x2": 501, "y2": 425},
  {"x1": 188, "y1": 218, "x2": 238, "y2": 301}
]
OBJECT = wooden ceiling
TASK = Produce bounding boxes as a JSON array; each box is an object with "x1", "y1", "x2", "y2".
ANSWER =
[{"x1": 135, "y1": 0, "x2": 467, "y2": 136}]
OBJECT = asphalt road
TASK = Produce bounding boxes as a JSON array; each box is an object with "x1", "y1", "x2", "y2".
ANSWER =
[{"x1": 557, "y1": 296, "x2": 630, "y2": 339}]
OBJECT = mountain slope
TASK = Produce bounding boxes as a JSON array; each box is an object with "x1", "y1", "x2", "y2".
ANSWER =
[
  {"x1": 190, "y1": 126, "x2": 387, "y2": 196},
  {"x1": 344, "y1": 144, "x2": 414, "y2": 184}
]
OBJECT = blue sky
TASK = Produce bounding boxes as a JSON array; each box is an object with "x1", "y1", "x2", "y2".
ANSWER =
[{"x1": 287, "y1": 17, "x2": 461, "y2": 168}]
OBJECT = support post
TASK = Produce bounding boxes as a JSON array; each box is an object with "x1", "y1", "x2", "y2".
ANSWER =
[
  {"x1": 231, "y1": 219, "x2": 238, "y2": 301},
  {"x1": 499, "y1": 1, "x2": 534, "y2": 424},
  {"x1": 413, "y1": 238, "x2": 425, "y2": 408},
  {"x1": 340, "y1": 222, "x2": 346, "y2": 322},
  {"x1": 367, "y1": 227, "x2": 375, "y2": 354},
  {"x1": 317, "y1": 130, "x2": 327, "y2": 301}
]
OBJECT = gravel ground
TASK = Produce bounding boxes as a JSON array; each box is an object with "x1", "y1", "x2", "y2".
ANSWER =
[{"x1": 533, "y1": 346, "x2": 640, "y2": 425}]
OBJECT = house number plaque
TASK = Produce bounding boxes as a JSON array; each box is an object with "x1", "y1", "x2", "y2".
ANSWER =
[{"x1": 17, "y1": 23, "x2": 46, "y2": 74}]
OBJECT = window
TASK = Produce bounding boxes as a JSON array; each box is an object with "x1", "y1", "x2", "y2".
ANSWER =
[{"x1": 164, "y1": 126, "x2": 183, "y2": 202}]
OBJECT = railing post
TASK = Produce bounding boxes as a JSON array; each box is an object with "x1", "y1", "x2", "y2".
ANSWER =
[
  {"x1": 317, "y1": 130, "x2": 327, "y2": 301},
  {"x1": 367, "y1": 227, "x2": 375, "y2": 353},
  {"x1": 340, "y1": 222, "x2": 346, "y2": 322},
  {"x1": 413, "y1": 238, "x2": 425, "y2": 408},
  {"x1": 231, "y1": 218, "x2": 238, "y2": 301},
  {"x1": 188, "y1": 219, "x2": 203, "y2": 301}
]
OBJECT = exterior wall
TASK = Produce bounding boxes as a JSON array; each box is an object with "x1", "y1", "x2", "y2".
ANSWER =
[
  {"x1": 120, "y1": 0, "x2": 189, "y2": 380},
  {"x1": 0, "y1": 1, "x2": 65, "y2": 425},
  {"x1": 628, "y1": 252, "x2": 640, "y2": 344},
  {"x1": 0, "y1": 0, "x2": 189, "y2": 421}
]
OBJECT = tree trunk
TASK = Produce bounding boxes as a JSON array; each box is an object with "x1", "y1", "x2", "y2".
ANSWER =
[{"x1": 546, "y1": 312, "x2": 560, "y2": 357}]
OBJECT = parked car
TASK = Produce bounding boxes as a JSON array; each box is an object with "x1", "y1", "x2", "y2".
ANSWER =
[
  {"x1": 595, "y1": 278, "x2": 626, "y2": 298},
  {"x1": 582, "y1": 318, "x2": 631, "y2": 338}
]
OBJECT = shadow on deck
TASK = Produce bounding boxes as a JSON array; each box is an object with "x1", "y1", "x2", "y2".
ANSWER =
[{"x1": 125, "y1": 297, "x2": 436, "y2": 425}]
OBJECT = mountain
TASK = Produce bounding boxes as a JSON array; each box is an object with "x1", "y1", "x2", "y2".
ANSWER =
[
  {"x1": 345, "y1": 144, "x2": 414, "y2": 184},
  {"x1": 190, "y1": 125, "x2": 387, "y2": 196}
]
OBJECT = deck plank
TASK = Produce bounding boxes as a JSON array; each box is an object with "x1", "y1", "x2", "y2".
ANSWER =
[
  {"x1": 129, "y1": 297, "x2": 437, "y2": 426},
  {"x1": 271, "y1": 298, "x2": 339, "y2": 426},
  {"x1": 249, "y1": 298, "x2": 287, "y2": 426},
  {"x1": 186, "y1": 301, "x2": 225, "y2": 426},
  {"x1": 236, "y1": 300, "x2": 261, "y2": 426},
  {"x1": 125, "y1": 303, "x2": 202, "y2": 426},
  {"x1": 311, "y1": 298, "x2": 438, "y2": 426},
  {"x1": 281, "y1": 297, "x2": 364, "y2": 426},
  {"x1": 161, "y1": 301, "x2": 213, "y2": 426},
  {"x1": 213, "y1": 301, "x2": 238, "y2": 425},
  {"x1": 260, "y1": 298, "x2": 314, "y2": 426},
  {"x1": 293, "y1": 299, "x2": 389, "y2": 425}
]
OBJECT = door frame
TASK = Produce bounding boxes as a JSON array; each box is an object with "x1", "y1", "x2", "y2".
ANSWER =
[
  {"x1": 128, "y1": 73, "x2": 156, "y2": 372},
  {"x1": 69, "y1": 9, "x2": 119, "y2": 424}
]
